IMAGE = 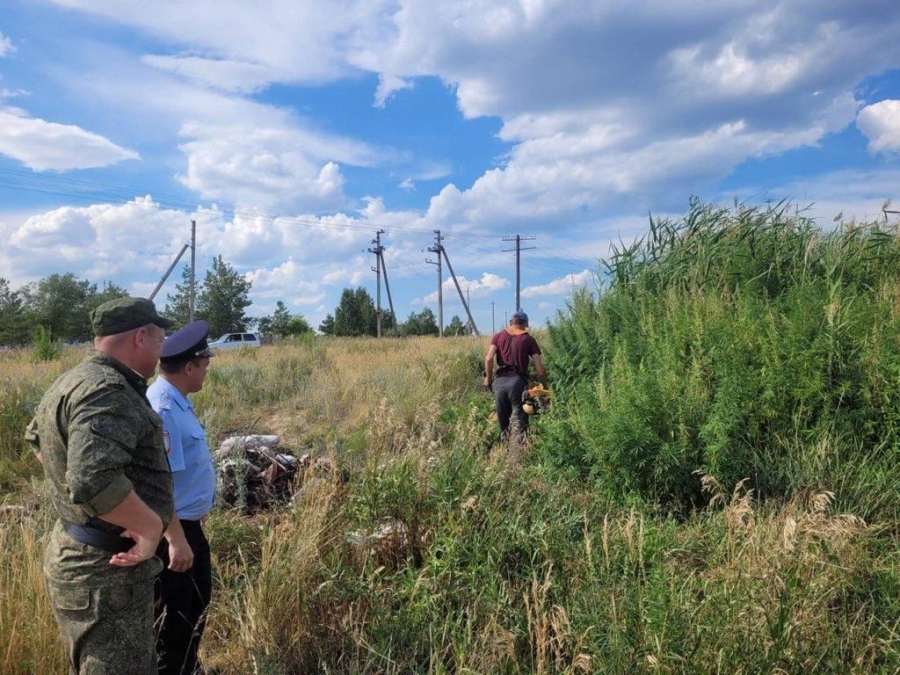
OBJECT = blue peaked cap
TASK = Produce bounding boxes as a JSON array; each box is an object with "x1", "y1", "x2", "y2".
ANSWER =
[{"x1": 161, "y1": 320, "x2": 213, "y2": 361}]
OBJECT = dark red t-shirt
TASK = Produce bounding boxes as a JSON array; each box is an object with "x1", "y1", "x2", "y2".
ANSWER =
[{"x1": 491, "y1": 329, "x2": 541, "y2": 378}]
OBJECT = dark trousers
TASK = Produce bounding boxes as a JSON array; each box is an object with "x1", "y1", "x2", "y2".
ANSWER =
[
  {"x1": 155, "y1": 520, "x2": 211, "y2": 675},
  {"x1": 493, "y1": 375, "x2": 529, "y2": 441}
]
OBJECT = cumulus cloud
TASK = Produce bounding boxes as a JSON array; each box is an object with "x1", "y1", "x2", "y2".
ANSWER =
[
  {"x1": 522, "y1": 270, "x2": 594, "y2": 298},
  {"x1": 0, "y1": 108, "x2": 139, "y2": 171},
  {"x1": 246, "y1": 260, "x2": 328, "y2": 308},
  {"x1": 857, "y1": 100, "x2": 900, "y2": 153},
  {"x1": 176, "y1": 119, "x2": 381, "y2": 210},
  {"x1": 421, "y1": 117, "x2": 837, "y2": 231},
  {"x1": 4, "y1": 197, "x2": 187, "y2": 284},
  {"x1": 370, "y1": 1, "x2": 893, "y2": 227},
  {"x1": 415, "y1": 271, "x2": 510, "y2": 306},
  {"x1": 41, "y1": 1, "x2": 900, "y2": 229},
  {"x1": 0, "y1": 194, "x2": 426, "y2": 320}
]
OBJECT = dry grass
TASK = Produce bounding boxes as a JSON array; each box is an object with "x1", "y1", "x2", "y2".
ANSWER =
[{"x1": 0, "y1": 489, "x2": 66, "y2": 675}]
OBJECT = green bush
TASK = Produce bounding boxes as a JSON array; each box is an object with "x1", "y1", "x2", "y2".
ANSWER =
[
  {"x1": 544, "y1": 200, "x2": 900, "y2": 516},
  {"x1": 31, "y1": 326, "x2": 61, "y2": 363}
]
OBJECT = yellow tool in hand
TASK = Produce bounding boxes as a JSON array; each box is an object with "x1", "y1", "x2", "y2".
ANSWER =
[{"x1": 522, "y1": 383, "x2": 552, "y2": 415}]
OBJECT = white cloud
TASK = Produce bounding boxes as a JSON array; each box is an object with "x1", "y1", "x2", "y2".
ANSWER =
[
  {"x1": 142, "y1": 55, "x2": 275, "y2": 94},
  {"x1": 45, "y1": 0, "x2": 397, "y2": 86},
  {"x1": 175, "y1": 118, "x2": 384, "y2": 211},
  {"x1": 421, "y1": 117, "x2": 837, "y2": 231},
  {"x1": 246, "y1": 260, "x2": 327, "y2": 308},
  {"x1": 374, "y1": 73, "x2": 413, "y2": 108},
  {"x1": 0, "y1": 31, "x2": 13, "y2": 57},
  {"x1": 0, "y1": 108, "x2": 139, "y2": 171},
  {"x1": 415, "y1": 271, "x2": 510, "y2": 306},
  {"x1": 3, "y1": 197, "x2": 188, "y2": 285},
  {"x1": 399, "y1": 178, "x2": 415, "y2": 191},
  {"x1": 857, "y1": 100, "x2": 900, "y2": 153},
  {"x1": 38, "y1": 0, "x2": 900, "y2": 229},
  {"x1": 522, "y1": 270, "x2": 594, "y2": 298}
]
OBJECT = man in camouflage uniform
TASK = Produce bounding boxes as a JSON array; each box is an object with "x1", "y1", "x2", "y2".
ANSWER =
[{"x1": 26, "y1": 297, "x2": 175, "y2": 675}]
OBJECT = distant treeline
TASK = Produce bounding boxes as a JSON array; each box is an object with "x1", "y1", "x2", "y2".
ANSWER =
[{"x1": 0, "y1": 255, "x2": 469, "y2": 346}]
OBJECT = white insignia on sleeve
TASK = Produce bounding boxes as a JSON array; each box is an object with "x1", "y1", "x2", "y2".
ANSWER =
[{"x1": 163, "y1": 430, "x2": 171, "y2": 455}]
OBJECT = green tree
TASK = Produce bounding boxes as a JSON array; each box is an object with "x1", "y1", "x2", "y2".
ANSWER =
[
  {"x1": 0, "y1": 278, "x2": 29, "y2": 345},
  {"x1": 256, "y1": 316, "x2": 274, "y2": 335},
  {"x1": 402, "y1": 307, "x2": 439, "y2": 336},
  {"x1": 446, "y1": 315, "x2": 465, "y2": 336},
  {"x1": 285, "y1": 315, "x2": 312, "y2": 336},
  {"x1": 271, "y1": 301, "x2": 292, "y2": 336},
  {"x1": 333, "y1": 287, "x2": 377, "y2": 336},
  {"x1": 22, "y1": 274, "x2": 101, "y2": 342},
  {"x1": 319, "y1": 314, "x2": 335, "y2": 335},
  {"x1": 164, "y1": 265, "x2": 195, "y2": 329},
  {"x1": 21, "y1": 275, "x2": 127, "y2": 343},
  {"x1": 196, "y1": 255, "x2": 253, "y2": 338},
  {"x1": 262, "y1": 301, "x2": 313, "y2": 338}
]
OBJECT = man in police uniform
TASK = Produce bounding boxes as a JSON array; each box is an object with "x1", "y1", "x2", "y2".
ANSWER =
[
  {"x1": 146, "y1": 320, "x2": 216, "y2": 675},
  {"x1": 26, "y1": 297, "x2": 175, "y2": 675}
]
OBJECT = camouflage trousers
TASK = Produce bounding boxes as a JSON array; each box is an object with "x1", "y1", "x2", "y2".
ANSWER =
[{"x1": 46, "y1": 576, "x2": 157, "y2": 675}]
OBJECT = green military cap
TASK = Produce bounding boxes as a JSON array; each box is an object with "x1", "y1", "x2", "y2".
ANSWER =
[{"x1": 90, "y1": 297, "x2": 173, "y2": 336}]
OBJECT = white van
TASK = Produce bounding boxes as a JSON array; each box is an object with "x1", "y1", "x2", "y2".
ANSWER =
[{"x1": 208, "y1": 332, "x2": 261, "y2": 351}]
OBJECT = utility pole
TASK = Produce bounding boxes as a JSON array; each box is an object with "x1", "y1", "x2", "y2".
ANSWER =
[
  {"x1": 379, "y1": 248, "x2": 399, "y2": 336},
  {"x1": 439, "y1": 245, "x2": 479, "y2": 336},
  {"x1": 427, "y1": 230, "x2": 444, "y2": 337},
  {"x1": 466, "y1": 286, "x2": 470, "y2": 335},
  {"x1": 502, "y1": 234, "x2": 536, "y2": 311},
  {"x1": 150, "y1": 243, "x2": 189, "y2": 301},
  {"x1": 368, "y1": 229, "x2": 385, "y2": 337},
  {"x1": 189, "y1": 220, "x2": 196, "y2": 323}
]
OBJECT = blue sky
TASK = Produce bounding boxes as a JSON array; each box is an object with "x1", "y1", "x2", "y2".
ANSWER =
[{"x1": 1, "y1": 1, "x2": 899, "y2": 333}]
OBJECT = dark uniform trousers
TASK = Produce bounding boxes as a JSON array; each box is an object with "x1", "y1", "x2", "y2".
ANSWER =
[{"x1": 155, "y1": 520, "x2": 212, "y2": 675}]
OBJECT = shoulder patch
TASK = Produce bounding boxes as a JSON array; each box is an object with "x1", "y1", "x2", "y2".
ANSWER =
[
  {"x1": 163, "y1": 429, "x2": 171, "y2": 455},
  {"x1": 158, "y1": 390, "x2": 170, "y2": 411}
]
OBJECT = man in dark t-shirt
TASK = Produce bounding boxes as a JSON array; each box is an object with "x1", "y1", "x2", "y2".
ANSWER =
[{"x1": 483, "y1": 311, "x2": 546, "y2": 449}]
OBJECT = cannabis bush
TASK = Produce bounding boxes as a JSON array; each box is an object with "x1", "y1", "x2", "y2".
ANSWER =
[{"x1": 544, "y1": 200, "x2": 900, "y2": 517}]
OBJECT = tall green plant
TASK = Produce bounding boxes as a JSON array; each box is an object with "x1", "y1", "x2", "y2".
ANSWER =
[
  {"x1": 544, "y1": 200, "x2": 900, "y2": 516},
  {"x1": 31, "y1": 326, "x2": 61, "y2": 363}
]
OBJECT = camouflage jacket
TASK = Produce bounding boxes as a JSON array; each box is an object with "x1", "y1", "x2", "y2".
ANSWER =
[{"x1": 26, "y1": 352, "x2": 174, "y2": 584}]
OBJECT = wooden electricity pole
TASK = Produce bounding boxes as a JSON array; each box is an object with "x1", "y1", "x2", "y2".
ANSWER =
[
  {"x1": 502, "y1": 234, "x2": 536, "y2": 312},
  {"x1": 427, "y1": 230, "x2": 444, "y2": 337}
]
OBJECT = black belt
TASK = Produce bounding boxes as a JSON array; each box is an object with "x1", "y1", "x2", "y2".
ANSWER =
[{"x1": 63, "y1": 522, "x2": 135, "y2": 554}]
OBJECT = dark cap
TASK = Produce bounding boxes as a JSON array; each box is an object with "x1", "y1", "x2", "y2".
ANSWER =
[
  {"x1": 91, "y1": 297, "x2": 173, "y2": 337},
  {"x1": 511, "y1": 311, "x2": 529, "y2": 325},
  {"x1": 161, "y1": 320, "x2": 213, "y2": 361}
]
